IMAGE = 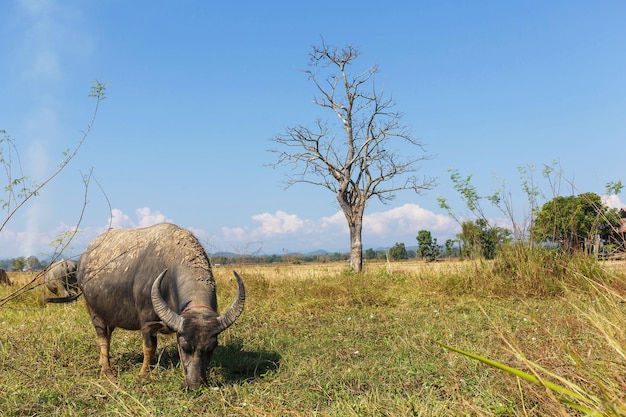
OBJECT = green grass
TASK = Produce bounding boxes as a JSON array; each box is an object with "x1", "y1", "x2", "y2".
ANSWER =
[{"x1": 1, "y1": 258, "x2": 625, "y2": 416}]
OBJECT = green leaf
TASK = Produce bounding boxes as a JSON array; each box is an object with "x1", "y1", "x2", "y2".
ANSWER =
[{"x1": 435, "y1": 340, "x2": 599, "y2": 415}]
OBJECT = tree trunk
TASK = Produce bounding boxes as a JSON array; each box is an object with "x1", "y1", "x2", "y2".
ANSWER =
[{"x1": 348, "y1": 221, "x2": 363, "y2": 273}]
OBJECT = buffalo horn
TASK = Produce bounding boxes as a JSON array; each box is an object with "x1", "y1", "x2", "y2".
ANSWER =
[
  {"x1": 151, "y1": 269, "x2": 184, "y2": 332},
  {"x1": 216, "y1": 271, "x2": 246, "y2": 333}
]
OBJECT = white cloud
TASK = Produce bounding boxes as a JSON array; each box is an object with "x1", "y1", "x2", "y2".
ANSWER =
[
  {"x1": 250, "y1": 210, "x2": 311, "y2": 236},
  {"x1": 220, "y1": 211, "x2": 308, "y2": 248},
  {"x1": 109, "y1": 207, "x2": 173, "y2": 229},
  {"x1": 0, "y1": 204, "x2": 460, "y2": 258},
  {"x1": 0, "y1": 0, "x2": 93, "y2": 260},
  {"x1": 221, "y1": 226, "x2": 248, "y2": 241},
  {"x1": 18, "y1": 0, "x2": 61, "y2": 82},
  {"x1": 110, "y1": 208, "x2": 133, "y2": 228},
  {"x1": 363, "y1": 203, "x2": 457, "y2": 237},
  {"x1": 16, "y1": 0, "x2": 91, "y2": 83},
  {"x1": 187, "y1": 227, "x2": 211, "y2": 243},
  {"x1": 319, "y1": 211, "x2": 347, "y2": 232},
  {"x1": 603, "y1": 194, "x2": 626, "y2": 210},
  {"x1": 0, "y1": 221, "x2": 83, "y2": 258},
  {"x1": 221, "y1": 210, "x2": 346, "y2": 245},
  {"x1": 136, "y1": 207, "x2": 172, "y2": 227},
  {"x1": 218, "y1": 204, "x2": 459, "y2": 253}
]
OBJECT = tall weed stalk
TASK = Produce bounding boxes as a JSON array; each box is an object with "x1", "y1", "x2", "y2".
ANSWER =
[
  {"x1": 491, "y1": 244, "x2": 615, "y2": 297},
  {"x1": 441, "y1": 251, "x2": 626, "y2": 416}
]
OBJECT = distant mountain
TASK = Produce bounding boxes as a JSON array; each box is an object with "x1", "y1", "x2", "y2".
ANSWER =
[
  {"x1": 279, "y1": 249, "x2": 333, "y2": 256},
  {"x1": 209, "y1": 246, "x2": 422, "y2": 258},
  {"x1": 375, "y1": 245, "x2": 419, "y2": 252},
  {"x1": 210, "y1": 249, "x2": 333, "y2": 257},
  {"x1": 210, "y1": 251, "x2": 242, "y2": 257},
  {"x1": 304, "y1": 249, "x2": 329, "y2": 255}
]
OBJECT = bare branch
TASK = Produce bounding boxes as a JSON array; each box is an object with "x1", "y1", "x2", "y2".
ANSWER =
[
  {"x1": 0, "y1": 80, "x2": 108, "y2": 233},
  {"x1": 0, "y1": 81, "x2": 108, "y2": 305},
  {"x1": 0, "y1": 169, "x2": 114, "y2": 307}
]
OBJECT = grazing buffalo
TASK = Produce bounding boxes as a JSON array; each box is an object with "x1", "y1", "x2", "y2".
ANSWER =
[
  {"x1": 0, "y1": 268, "x2": 11, "y2": 286},
  {"x1": 43, "y1": 259, "x2": 78, "y2": 298},
  {"x1": 77, "y1": 223, "x2": 245, "y2": 389}
]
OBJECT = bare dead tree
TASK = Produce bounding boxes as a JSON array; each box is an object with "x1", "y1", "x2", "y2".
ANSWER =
[{"x1": 270, "y1": 42, "x2": 436, "y2": 272}]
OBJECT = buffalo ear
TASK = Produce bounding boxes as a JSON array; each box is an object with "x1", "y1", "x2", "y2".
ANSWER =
[
  {"x1": 151, "y1": 269, "x2": 184, "y2": 332},
  {"x1": 143, "y1": 321, "x2": 170, "y2": 333}
]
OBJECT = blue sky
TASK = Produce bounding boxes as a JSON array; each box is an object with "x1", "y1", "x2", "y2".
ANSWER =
[{"x1": 1, "y1": 0, "x2": 625, "y2": 259}]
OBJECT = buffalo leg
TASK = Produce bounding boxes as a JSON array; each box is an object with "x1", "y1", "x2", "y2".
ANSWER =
[
  {"x1": 92, "y1": 318, "x2": 114, "y2": 377},
  {"x1": 139, "y1": 331, "x2": 157, "y2": 377}
]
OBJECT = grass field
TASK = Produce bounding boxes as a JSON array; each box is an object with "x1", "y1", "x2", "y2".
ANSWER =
[{"x1": 1, "y1": 258, "x2": 625, "y2": 416}]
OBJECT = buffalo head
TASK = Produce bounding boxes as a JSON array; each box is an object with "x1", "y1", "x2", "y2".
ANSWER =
[{"x1": 151, "y1": 269, "x2": 245, "y2": 389}]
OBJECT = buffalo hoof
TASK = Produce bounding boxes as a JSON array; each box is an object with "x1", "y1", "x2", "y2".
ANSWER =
[{"x1": 100, "y1": 369, "x2": 115, "y2": 380}]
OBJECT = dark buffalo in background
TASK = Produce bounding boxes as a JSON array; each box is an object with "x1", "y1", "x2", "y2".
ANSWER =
[
  {"x1": 76, "y1": 223, "x2": 245, "y2": 390},
  {"x1": 0, "y1": 267, "x2": 11, "y2": 286}
]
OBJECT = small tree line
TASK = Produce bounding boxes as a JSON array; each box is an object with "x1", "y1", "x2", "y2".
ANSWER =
[
  {"x1": 0, "y1": 256, "x2": 50, "y2": 272},
  {"x1": 437, "y1": 164, "x2": 624, "y2": 260}
]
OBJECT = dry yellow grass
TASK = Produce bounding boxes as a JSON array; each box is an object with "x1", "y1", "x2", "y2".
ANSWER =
[{"x1": 1, "y1": 258, "x2": 624, "y2": 416}]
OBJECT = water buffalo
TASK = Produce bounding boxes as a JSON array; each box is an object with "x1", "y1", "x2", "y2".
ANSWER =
[
  {"x1": 0, "y1": 267, "x2": 11, "y2": 286},
  {"x1": 77, "y1": 223, "x2": 245, "y2": 389},
  {"x1": 43, "y1": 259, "x2": 78, "y2": 297}
]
